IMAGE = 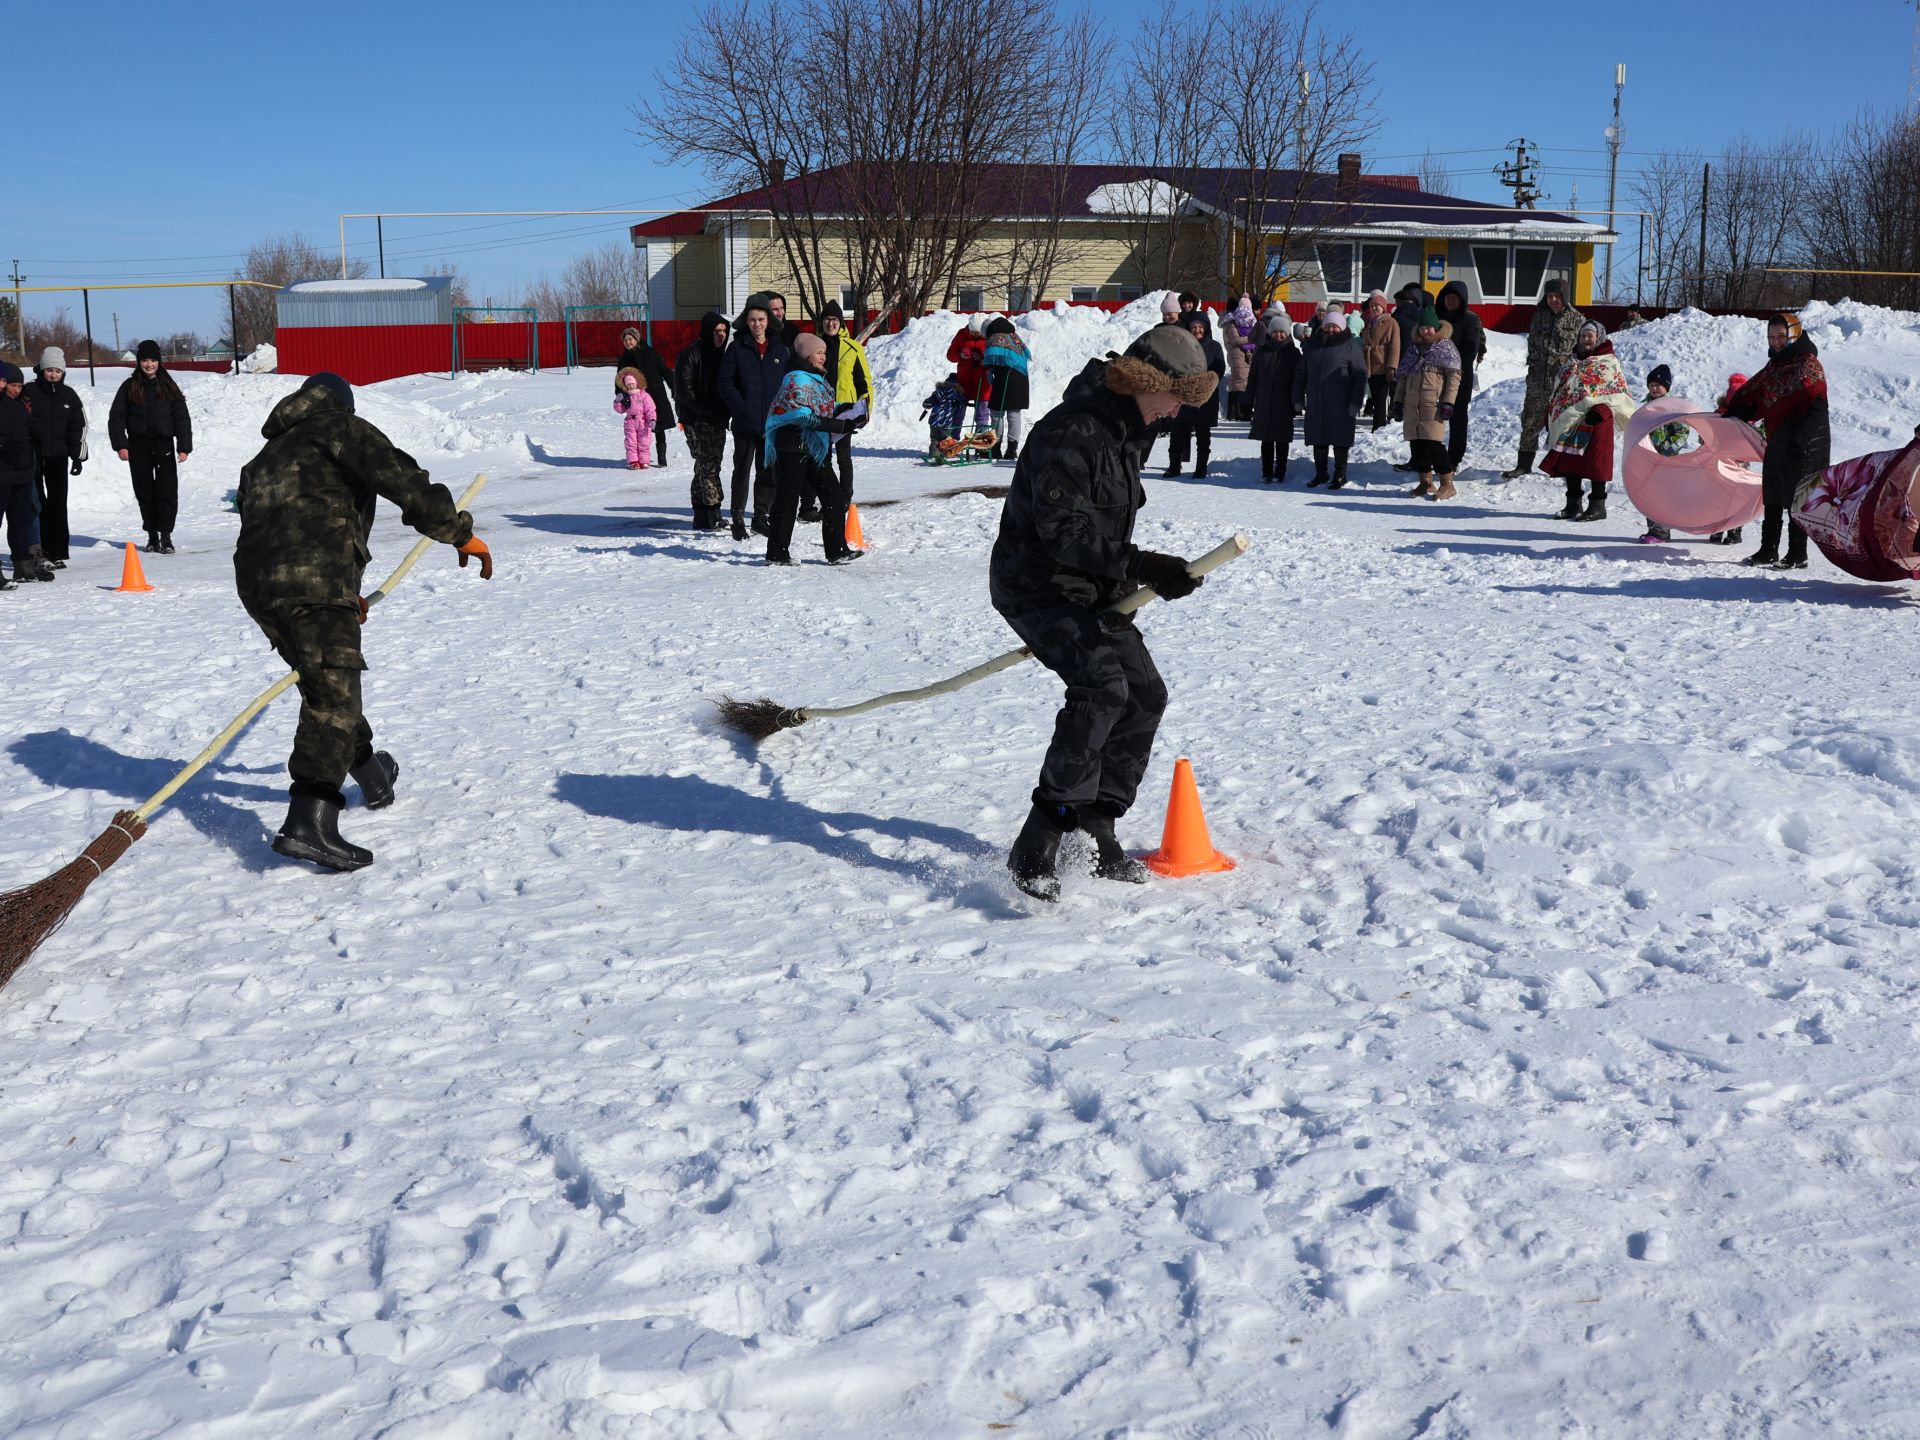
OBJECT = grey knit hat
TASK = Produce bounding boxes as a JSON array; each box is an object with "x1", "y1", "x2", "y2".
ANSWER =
[{"x1": 38, "y1": 347, "x2": 67, "y2": 371}]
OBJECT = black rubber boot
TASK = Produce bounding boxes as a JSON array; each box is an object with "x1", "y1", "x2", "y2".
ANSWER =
[
  {"x1": 350, "y1": 750, "x2": 399, "y2": 809},
  {"x1": 1574, "y1": 479, "x2": 1608, "y2": 522},
  {"x1": 1744, "y1": 508, "x2": 1783, "y2": 566},
  {"x1": 272, "y1": 784, "x2": 373, "y2": 872},
  {"x1": 1503, "y1": 450, "x2": 1537, "y2": 480},
  {"x1": 145, "y1": 531, "x2": 160, "y2": 553},
  {"x1": 1775, "y1": 521, "x2": 1810, "y2": 569},
  {"x1": 159, "y1": 533, "x2": 176, "y2": 554},
  {"x1": 1008, "y1": 802, "x2": 1074, "y2": 902},
  {"x1": 1005, "y1": 440, "x2": 1019, "y2": 462},
  {"x1": 1082, "y1": 810, "x2": 1150, "y2": 884},
  {"x1": 1556, "y1": 480, "x2": 1583, "y2": 519},
  {"x1": 1192, "y1": 444, "x2": 1210, "y2": 480},
  {"x1": 731, "y1": 517, "x2": 749, "y2": 541}
]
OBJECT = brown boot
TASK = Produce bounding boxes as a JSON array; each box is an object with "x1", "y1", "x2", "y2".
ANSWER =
[
  {"x1": 1408, "y1": 475, "x2": 1435, "y2": 497},
  {"x1": 1429, "y1": 474, "x2": 1457, "y2": 501}
]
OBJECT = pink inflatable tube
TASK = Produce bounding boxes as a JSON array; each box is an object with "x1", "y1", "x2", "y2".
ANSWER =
[
  {"x1": 1796, "y1": 437, "x2": 1920, "y2": 582},
  {"x1": 1622, "y1": 396, "x2": 1766, "y2": 534}
]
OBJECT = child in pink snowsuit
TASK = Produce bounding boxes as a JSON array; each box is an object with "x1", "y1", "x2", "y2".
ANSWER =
[{"x1": 615, "y1": 367, "x2": 655, "y2": 469}]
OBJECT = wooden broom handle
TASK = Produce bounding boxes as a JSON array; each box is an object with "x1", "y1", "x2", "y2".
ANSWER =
[
  {"x1": 798, "y1": 532, "x2": 1250, "y2": 723},
  {"x1": 131, "y1": 474, "x2": 490, "y2": 823}
]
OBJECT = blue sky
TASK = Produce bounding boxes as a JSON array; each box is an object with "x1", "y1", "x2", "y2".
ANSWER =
[{"x1": 12, "y1": 0, "x2": 1910, "y2": 346}]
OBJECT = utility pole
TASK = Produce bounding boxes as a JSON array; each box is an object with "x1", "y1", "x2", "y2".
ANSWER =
[
  {"x1": 8, "y1": 260, "x2": 23, "y2": 355},
  {"x1": 1494, "y1": 138, "x2": 1541, "y2": 209},
  {"x1": 112, "y1": 312, "x2": 121, "y2": 353},
  {"x1": 1697, "y1": 162, "x2": 1711, "y2": 308},
  {"x1": 1295, "y1": 64, "x2": 1311, "y2": 169},
  {"x1": 1604, "y1": 63, "x2": 1626, "y2": 302},
  {"x1": 377, "y1": 216, "x2": 385, "y2": 279}
]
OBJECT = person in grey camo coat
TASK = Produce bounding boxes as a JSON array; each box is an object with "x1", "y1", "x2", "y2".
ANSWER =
[{"x1": 1506, "y1": 279, "x2": 1585, "y2": 476}]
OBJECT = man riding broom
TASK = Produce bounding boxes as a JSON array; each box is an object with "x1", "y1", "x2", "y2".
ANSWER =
[
  {"x1": 989, "y1": 326, "x2": 1216, "y2": 900},
  {"x1": 235, "y1": 372, "x2": 493, "y2": 872}
]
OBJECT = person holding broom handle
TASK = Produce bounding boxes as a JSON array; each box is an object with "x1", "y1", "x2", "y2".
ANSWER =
[
  {"x1": 234, "y1": 372, "x2": 493, "y2": 872},
  {"x1": 988, "y1": 326, "x2": 1217, "y2": 901}
]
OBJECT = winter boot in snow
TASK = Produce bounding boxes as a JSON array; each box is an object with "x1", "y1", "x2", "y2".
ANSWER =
[
  {"x1": 1430, "y1": 474, "x2": 1458, "y2": 501},
  {"x1": 731, "y1": 515, "x2": 749, "y2": 541},
  {"x1": 272, "y1": 784, "x2": 373, "y2": 872},
  {"x1": 1574, "y1": 480, "x2": 1608, "y2": 522},
  {"x1": 1409, "y1": 475, "x2": 1435, "y2": 497},
  {"x1": 350, "y1": 750, "x2": 399, "y2": 810},
  {"x1": 1005, "y1": 440, "x2": 1019, "y2": 463},
  {"x1": 1775, "y1": 522, "x2": 1810, "y2": 570},
  {"x1": 1162, "y1": 461, "x2": 1184, "y2": 478},
  {"x1": 1328, "y1": 454, "x2": 1349, "y2": 489},
  {"x1": 1743, "y1": 509, "x2": 1784, "y2": 566},
  {"x1": 1192, "y1": 444, "x2": 1211, "y2": 480},
  {"x1": 1082, "y1": 809, "x2": 1150, "y2": 885},
  {"x1": 159, "y1": 533, "x2": 176, "y2": 554},
  {"x1": 1503, "y1": 450, "x2": 1536, "y2": 480},
  {"x1": 1556, "y1": 480, "x2": 1583, "y2": 519},
  {"x1": 1008, "y1": 802, "x2": 1075, "y2": 902}
]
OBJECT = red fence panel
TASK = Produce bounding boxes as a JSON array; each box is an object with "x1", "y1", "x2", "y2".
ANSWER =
[{"x1": 278, "y1": 324, "x2": 451, "y2": 384}]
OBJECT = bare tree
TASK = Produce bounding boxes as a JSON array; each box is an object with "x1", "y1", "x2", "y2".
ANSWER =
[
  {"x1": 1802, "y1": 111, "x2": 1920, "y2": 308},
  {"x1": 1211, "y1": 0, "x2": 1380, "y2": 304},
  {"x1": 1418, "y1": 147, "x2": 1455, "y2": 195},
  {"x1": 1711, "y1": 133, "x2": 1811, "y2": 307},
  {"x1": 1110, "y1": 0, "x2": 1219, "y2": 292},
  {"x1": 231, "y1": 233, "x2": 368, "y2": 353},
  {"x1": 421, "y1": 261, "x2": 473, "y2": 310},
  {"x1": 1629, "y1": 147, "x2": 1703, "y2": 306}
]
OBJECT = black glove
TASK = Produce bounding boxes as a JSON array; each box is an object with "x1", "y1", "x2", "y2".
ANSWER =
[
  {"x1": 1437, "y1": 402, "x2": 1454, "y2": 421},
  {"x1": 70, "y1": 458, "x2": 82, "y2": 476},
  {"x1": 1389, "y1": 402, "x2": 1404, "y2": 423},
  {"x1": 819, "y1": 416, "x2": 854, "y2": 435},
  {"x1": 1130, "y1": 550, "x2": 1201, "y2": 601}
]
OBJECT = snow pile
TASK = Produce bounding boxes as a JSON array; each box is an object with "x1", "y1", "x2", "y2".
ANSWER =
[
  {"x1": 286, "y1": 277, "x2": 432, "y2": 293},
  {"x1": 1084, "y1": 179, "x2": 1190, "y2": 215},
  {"x1": 863, "y1": 294, "x2": 1175, "y2": 447},
  {"x1": 239, "y1": 342, "x2": 276, "y2": 374}
]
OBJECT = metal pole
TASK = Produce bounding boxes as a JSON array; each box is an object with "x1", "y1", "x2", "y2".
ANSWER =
[
  {"x1": 1605, "y1": 64, "x2": 1625, "y2": 303},
  {"x1": 8, "y1": 259, "x2": 23, "y2": 354},
  {"x1": 229, "y1": 284, "x2": 240, "y2": 375},
  {"x1": 83, "y1": 289, "x2": 95, "y2": 387},
  {"x1": 377, "y1": 216, "x2": 385, "y2": 279},
  {"x1": 1697, "y1": 162, "x2": 1711, "y2": 308}
]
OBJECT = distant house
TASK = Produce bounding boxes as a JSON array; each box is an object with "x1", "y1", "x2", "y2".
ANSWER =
[{"x1": 629, "y1": 155, "x2": 1616, "y2": 320}]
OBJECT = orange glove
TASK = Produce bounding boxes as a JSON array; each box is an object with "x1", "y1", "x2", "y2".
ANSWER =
[
  {"x1": 356, "y1": 595, "x2": 370, "y2": 624},
  {"x1": 458, "y1": 536, "x2": 493, "y2": 579}
]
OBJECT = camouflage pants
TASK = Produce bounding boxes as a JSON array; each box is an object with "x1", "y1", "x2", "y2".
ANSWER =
[
  {"x1": 1518, "y1": 374, "x2": 1554, "y2": 456},
  {"x1": 999, "y1": 602, "x2": 1168, "y2": 816},
  {"x1": 242, "y1": 597, "x2": 373, "y2": 794},
  {"x1": 684, "y1": 420, "x2": 727, "y2": 510}
]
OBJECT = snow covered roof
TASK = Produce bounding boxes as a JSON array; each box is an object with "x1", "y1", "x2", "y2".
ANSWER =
[
  {"x1": 278, "y1": 275, "x2": 454, "y2": 329},
  {"x1": 284, "y1": 277, "x2": 443, "y2": 295},
  {"x1": 1083, "y1": 179, "x2": 1194, "y2": 216}
]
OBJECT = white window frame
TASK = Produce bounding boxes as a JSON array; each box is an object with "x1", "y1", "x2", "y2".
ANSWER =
[
  {"x1": 956, "y1": 285, "x2": 986, "y2": 312},
  {"x1": 1469, "y1": 244, "x2": 1511, "y2": 301},
  {"x1": 1510, "y1": 246, "x2": 1553, "y2": 302},
  {"x1": 1313, "y1": 240, "x2": 1358, "y2": 300},
  {"x1": 1358, "y1": 242, "x2": 1398, "y2": 298},
  {"x1": 1006, "y1": 284, "x2": 1033, "y2": 312},
  {"x1": 838, "y1": 285, "x2": 866, "y2": 316},
  {"x1": 1069, "y1": 285, "x2": 1098, "y2": 301}
]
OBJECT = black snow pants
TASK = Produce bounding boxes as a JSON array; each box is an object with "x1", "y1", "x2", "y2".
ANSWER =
[
  {"x1": 998, "y1": 602, "x2": 1168, "y2": 817},
  {"x1": 128, "y1": 438, "x2": 180, "y2": 534}
]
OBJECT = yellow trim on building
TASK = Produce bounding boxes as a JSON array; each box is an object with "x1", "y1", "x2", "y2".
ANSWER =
[
  {"x1": 1573, "y1": 244, "x2": 1595, "y2": 306},
  {"x1": 1422, "y1": 238, "x2": 1448, "y2": 297}
]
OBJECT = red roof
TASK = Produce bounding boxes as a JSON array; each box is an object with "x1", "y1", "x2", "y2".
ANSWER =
[{"x1": 630, "y1": 163, "x2": 1584, "y2": 239}]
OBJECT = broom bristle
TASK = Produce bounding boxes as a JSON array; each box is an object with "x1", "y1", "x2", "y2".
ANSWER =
[
  {"x1": 0, "y1": 811, "x2": 146, "y2": 991},
  {"x1": 715, "y1": 695, "x2": 808, "y2": 742}
]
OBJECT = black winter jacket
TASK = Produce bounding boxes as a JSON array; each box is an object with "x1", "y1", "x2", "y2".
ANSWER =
[
  {"x1": 673, "y1": 311, "x2": 734, "y2": 426},
  {"x1": 989, "y1": 359, "x2": 1149, "y2": 615},
  {"x1": 615, "y1": 343, "x2": 677, "y2": 428},
  {"x1": 718, "y1": 337, "x2": 791, "y2": 437},
  {"x1": 0, "y1": 392, "x2": 33, "y2": 487},
  {"x1": 1247, "y1": 336, "x2": 1301, "y2": 442},
  {"x1": 24, "y1": 375, "x2": 86, "y2": 463},
  {"x1": 1173, "y1": 323, "x2": 1227, "y2": 431},
  {"x1": 109, "y1": 370, "x2": 193, "y2": 452},
  {"x1": 1435, "y1": 282, "x2": 1486, "y2": 391}
]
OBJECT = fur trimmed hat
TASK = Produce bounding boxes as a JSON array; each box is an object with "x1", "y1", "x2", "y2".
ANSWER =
[
  {"x1": 1105, "y1": 325, "x2": 1219, "y2": 406},
  {"x1": 616, "y1": 366, "x2": 647, "y2": 391}
]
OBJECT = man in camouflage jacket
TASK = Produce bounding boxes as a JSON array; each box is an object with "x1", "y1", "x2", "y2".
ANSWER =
[
  {"x1": 235, "y1": 372, "x2": 492, "y2": 871},
  {"x1": 1507, "y1": 279, "x2": 1586, "y2": 476}
]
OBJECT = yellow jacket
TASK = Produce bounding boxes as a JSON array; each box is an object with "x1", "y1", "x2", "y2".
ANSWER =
[{"x1": 825, "y1": 332, "x2": 872, "y2": 407}]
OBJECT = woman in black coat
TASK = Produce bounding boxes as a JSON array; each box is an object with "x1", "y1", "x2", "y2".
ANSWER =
[
  {"x1": 108, "y1": 340, "x2": 193, "y2": 553},
  {"x1": 1247, "y1": 316, "x2": 1301, "y2": 482},
  {"x1": 1291, "y1": 309, "x2": 1367, "y2": 487},
  {"x1": 1164, "y1": 312, "x2": 1227, "y2": 479},
  {"x1": 672, "y1": 310, "x2": 733, "y2": 530}
]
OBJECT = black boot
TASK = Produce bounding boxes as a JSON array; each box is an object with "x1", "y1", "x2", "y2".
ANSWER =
[
  {"x1": 731, "y1": 516, "x2": 749, "y2": 541},
  {"x1": 1744, "y1": 508, "x2": 1783, "y2": 566},
  {"x1": 272, "y1": 784, "x2": 373, "y2": 872},
  {"x1": 1503, "y1": 450, "x2": 1537, "y2": 480},
  {"x1": 1008, "y1": 802, "x2": 1074, "y2": 902},
  {"x1": 159, "y1": 533, "x2": 176, "y2": 554},
  {"x1": 1192, "y1": 445, "x2": 1210, "y2": 480},
  {"x1": 1328, "y1": 455, "x2": 1349, "y2": 490},
  {"x1": 1556, "y1": 480, "x2": 1583, "y2": 519},
  {"x1": 145, "y1": 531, "x2": 161, "y2": 553},
  {"x1": 1774, "y1": 521, "x2": 1810, "y2": 570},
  {"x1": 1004, "y1": 440, "x2": 1019, "y2": 462},
  {"x1": 1574, "y1": 479, "x2": 1608, "y2": 522},
  {"x1": 1082, "y1": 809, "x2": 1150, "y2": 884},
  {"x1": 1163, "y1": 462, "x2": 1184, "y2": 478},
  {"x1": 350, "y1": 750, "x2": 399, "y2": 809}
]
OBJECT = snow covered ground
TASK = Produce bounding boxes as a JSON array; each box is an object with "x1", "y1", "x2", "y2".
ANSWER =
[{"x1": 5, "y1": 300, "x2": 1920, "y2": 1438}]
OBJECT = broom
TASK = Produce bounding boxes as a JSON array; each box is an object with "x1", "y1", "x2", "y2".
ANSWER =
[
  {"x1": 0, "y1": 474, "x2": 490, "y2": 992},
  {"x1": 718, "y1": 531, "x2": 1250, "y2": 741}
]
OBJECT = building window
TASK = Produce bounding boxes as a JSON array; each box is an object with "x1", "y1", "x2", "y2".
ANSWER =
[
  {"x1": 1069, "y1": 286, "x2": 1097, "y2": 301},
  {"x1": 1511, "y1": 246, "x2": 1551, "y2": 301},
  {"x1": 1359, "y1": 243, "x2": 1397, "y2": 297},
  {"x1": 1006, "y1": 285, "x2": 1033, "y2": 312},
  {"x1": 1470, "y1": 245, "x2": 1510, "y2": 300},
  {"x1": 838, "y1": 286, "x2": 865, "y2": 317},
  {"x1": 1116, "y1": 287, "x2": 1143, "y2": 302},
  {"x1": 1265, "y1": 244, "x2": 1289, "y2": 282},
  {"x1": 957, "y1": 286, "x2": 986, "y2": 312},
  {"x1": 1314, "y1": 241, "x2": 1356, "y2": 298}
]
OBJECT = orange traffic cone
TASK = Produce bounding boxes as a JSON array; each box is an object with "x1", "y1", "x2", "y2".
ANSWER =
[
  {"x1": 1144, "y1": 757, "x2": 1235, "y2": 876},
  {"x1": 114, "y1": 542, "x2": 155, "y2": 594},
  {"x1": 845, "y1": 502, "x2": 869, "y2": 551}
]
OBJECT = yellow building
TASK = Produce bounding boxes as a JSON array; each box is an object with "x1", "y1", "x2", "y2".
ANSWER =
[{"x1": 631, "y1": 158, "x2": 1615, "y2": 320}]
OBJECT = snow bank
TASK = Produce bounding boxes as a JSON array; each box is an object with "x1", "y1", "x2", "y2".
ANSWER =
[
  {"x1": 239, "y1": 342, "x2": 276, "y2": 374},
  {"x1": 863, "y1": 294, "x2": 1175, "y2": 447}
]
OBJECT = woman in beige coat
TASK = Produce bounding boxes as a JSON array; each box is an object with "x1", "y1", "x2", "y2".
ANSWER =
[
  {"x1": 1393, "y1": 309, "x2": 1463, "y2": 500},
  {"x1": 1360, "y1": 292, "x2": 1401, "y2": 431}
]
